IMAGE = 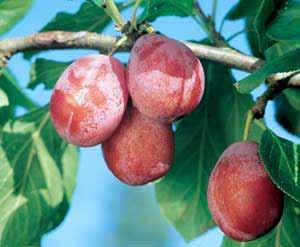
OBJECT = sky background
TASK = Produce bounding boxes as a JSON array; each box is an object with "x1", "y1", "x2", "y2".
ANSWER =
[{"x1": 2, "y1": 0, "x2": 300, "y2": 246}]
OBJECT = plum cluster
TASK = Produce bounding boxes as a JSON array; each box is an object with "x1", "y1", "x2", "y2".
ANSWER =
[
  {"x1": 50, "y1": 34, "x2": 205, "y2": 185},
  {"x1": 50, "y1": 34, "x2": 283, "y2": 241}
]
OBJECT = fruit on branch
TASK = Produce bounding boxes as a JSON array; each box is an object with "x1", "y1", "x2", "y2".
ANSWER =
[
  {"x1": 207, "y1": 141, "x2": 283, "y2": 242},
  {"x1": 128, "y1": 34, "x2": 205, "y2": 122},
  {"x1": 50, "y1": 54, "x2": 128, "y2": 147},
  {"x1": 102, "y1": 105, "x2": 174, "y2": 185}
]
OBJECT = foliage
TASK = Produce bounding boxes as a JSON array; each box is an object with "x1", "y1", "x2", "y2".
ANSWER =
[
  {"x1": 140, "y1": 0, "x2": 195, "y2": 22},
  {"x1": 260, "y1": 130, "x2": 300, "y2": 202},
  {"x1": 156, "y1": 59, "x2": 264, "y2": 240},
  {"x1": 0, "y1": 0, "x2": 300, "y2": 246},
  {"x1": 28, "y1": 59, "x2": 70, "y2": 90},
  {"x1": 236, "y1": 48, "x2": 300, "y2": 93},
  {"x1": 267, "y1": 0, "x2": 300, "y2": 41},
  {"x1": 0, "y1": 69, "x2": 37, "y2": 112},
  {"x1": 0, "y1": 107, "x2": 78, "y2": 246},
  {"x1": 0, "y1": 0, "x2": 33, "y2": 35}
]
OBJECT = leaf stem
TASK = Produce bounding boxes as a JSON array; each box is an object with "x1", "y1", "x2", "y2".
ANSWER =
[
  {"x1": 211, "y1": 0, "x2": 218, "y2": 23},
  {"x1": 193, "y1": 1, "x2": 227, "y2": 47},
  {"x1": 102, "y1": 0, "x2": 125, "y2": 30},
  {"x1": 243, "y1": 110, "x2": 254, "y2": 141},
  {"x1": 219, "y1": 16, "x2": 226, "y2": 33},
  {"x1": 131, "y1": 0, "x2": 142, "y2": 29},
  {"x1": 226, "y1": 29, "x2": 246, "y2": 42}
]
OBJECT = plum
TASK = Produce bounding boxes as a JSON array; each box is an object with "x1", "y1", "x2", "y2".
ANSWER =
[
  {"x1": 50, "y1": 54, "x2": 128, "y2": 147},
  {"x1": 207, "y1": 141, "x2": 283, "y2": 241},
  {"x1": 128, "y1": 34, "x2": 205, "y2": 122},
  {"x1": 102, "y1": 105, "x2": 174, "y2": 185}
]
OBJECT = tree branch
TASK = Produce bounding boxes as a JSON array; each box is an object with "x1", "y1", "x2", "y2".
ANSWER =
[
  {"x1": 0, "y1": 31, "x2": 263, "y2": 72},
  {"x1": 252, "y1": 72, "x2": 300, "y2": 119},
  {"x1": 252, "y1": 81, "x2": 287, "y2": 119},
  {"x1": 184, "y1": 41, "x2": 263, "y2": 72},
  {"x1": 0, "y1": 31, "x2": 120, "y2": 54},
  {"x1": 0, "y1": 30, "x2": 299, "y2": 121}
]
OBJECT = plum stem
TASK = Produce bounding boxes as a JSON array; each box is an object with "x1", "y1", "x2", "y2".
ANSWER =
[
  {"x1": 108, "y1": 35, "x2": 128, "y2": 56},
  {"x1": 243, "y1": 110, "x2": 254, "y2": 141},
  {"x1": 102, "y1": 0, "x2": 126, "y2": 30}
]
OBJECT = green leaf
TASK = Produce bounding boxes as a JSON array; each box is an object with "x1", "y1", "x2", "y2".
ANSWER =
[
  {"x1": 0, "y1": 88, "x2": 10, "y2": 125},
  {"x1": 0, "y1": 88, "x2": 9, "y2": 109},
  {"x1": 283, "y1": 88, "x2": 300, "y2": 111},
  {"x1": 23, "y1": 1, "x2": 118, "y2": 59},
  {"x1": 0, "y1": 69, "x2": 37, "y2": 110},
  {"x1": 140, "y1": 0, "x2": 194, "y2": 22},
  {"x1": 264, "y1": 41, "x2": 300, "y2": 130},
  {"x1": 236, "y1": 48, "x2": 300, "y2": 93},
  {"x1": 222, "y1": 196, "x2": 300, "y2": 247},
  {"x1": 245, "y1": 16, "x2": 263, "y2": 57},
  {"x1": 0, "y1": 0, "x2": 33, "y2": 35},
  {"x1": 275, "y1": 93, "x2": 300, "y2": 135},
  {"x1": 29, "y1": 59, "x2": 71, "y2": 90},
  {"x1": 155, "y1": 60, "x2": 264, "y2": 241},
  {"x1": 267, "y1": 0, "x2": 300, "y2": 41},
  {"x1": 251, "y1": 0, "x2": 275, "y2": 53},
  {"x1": 265, "y1": 40, "x2": 300, "y2": 61},
  {"x1": 0, "y1": 106, "x2": 78, "y2": 246},
  {"x1": 225, "y1": 0, "x2": 262, "y2": 20},
  {"x1": 91, "y1": 0, "x2": 103, "y2": 8},
  {"x1": 260, "y1": 129, "x2": 300, "y2": 202},
  {"x1": 40, "y1": 1, "x2": 111, "y2": 32},
  {"x1": 229, "y1": 0, "x2": 279, "y2": 57}
]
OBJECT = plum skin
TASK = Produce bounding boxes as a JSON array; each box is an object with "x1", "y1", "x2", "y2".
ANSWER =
[
  {"x1": 102, "y1": 106, "x2": 174, "y2": 185},
  {"x1": 50, "y1": 54, "x2": 128, "y2": 147},
  {"x1": 128, "y1": 34, "x2": 205, "y2": 122},
  {"x1": 207, "y1": 141, "x2": 283, "y2": 242}
]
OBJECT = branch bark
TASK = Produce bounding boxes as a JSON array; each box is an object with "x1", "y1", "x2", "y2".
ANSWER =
[
  {"x1": 0, "y1": 31, "x2": 263, "y2": 72},
  {"x1": 0, "y1": 30, "x2": 299, "y2": 121},
  {"x1": 252, "y1": 72, "x2": 300, "y2": 119}
]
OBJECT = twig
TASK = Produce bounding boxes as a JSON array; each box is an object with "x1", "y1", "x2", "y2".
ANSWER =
[
  {"x1": 193, "y1": 1, "x2": 227, "y2": 47},
  {"x1": 0, "y1": 31, "x2": 263, "y2": 72},
  {"x1": 184, "y1": 41, "x2": 263, "y2": 72},
  {"x1": 0, "y1": 31, "x2": 121, "y2": 54},
  {"x1": 288, "y1": 73, "x2": 300, "y2": 87},
  {"x1": 251, "y1": 71, "x2": 300, "y2": 119},
  {"x1": 251, "y1": 80, "x2": 289, "y2": 119},
  {"x1": 0, "y1": 30, "x2": 299, "y2": 121}
]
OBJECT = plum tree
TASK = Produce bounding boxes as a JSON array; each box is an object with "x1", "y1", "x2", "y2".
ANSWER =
[
  {"x1": 207, "y1": 141, "x2": 283, "y2": 242},
  {"x1": 50, "y1": 54, "x2": 128, "y2": 147},
  {"x1": 128, "y1": 34, "x2": 205, "y2": 122},
  {"x1": 102, "y1": 105, "x2": 174, "y2": 185}
]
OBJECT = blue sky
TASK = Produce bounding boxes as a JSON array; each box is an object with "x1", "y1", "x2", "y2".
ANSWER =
[{"x1": 2, "y1": 0, "x2": 300, "y2": 246}]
